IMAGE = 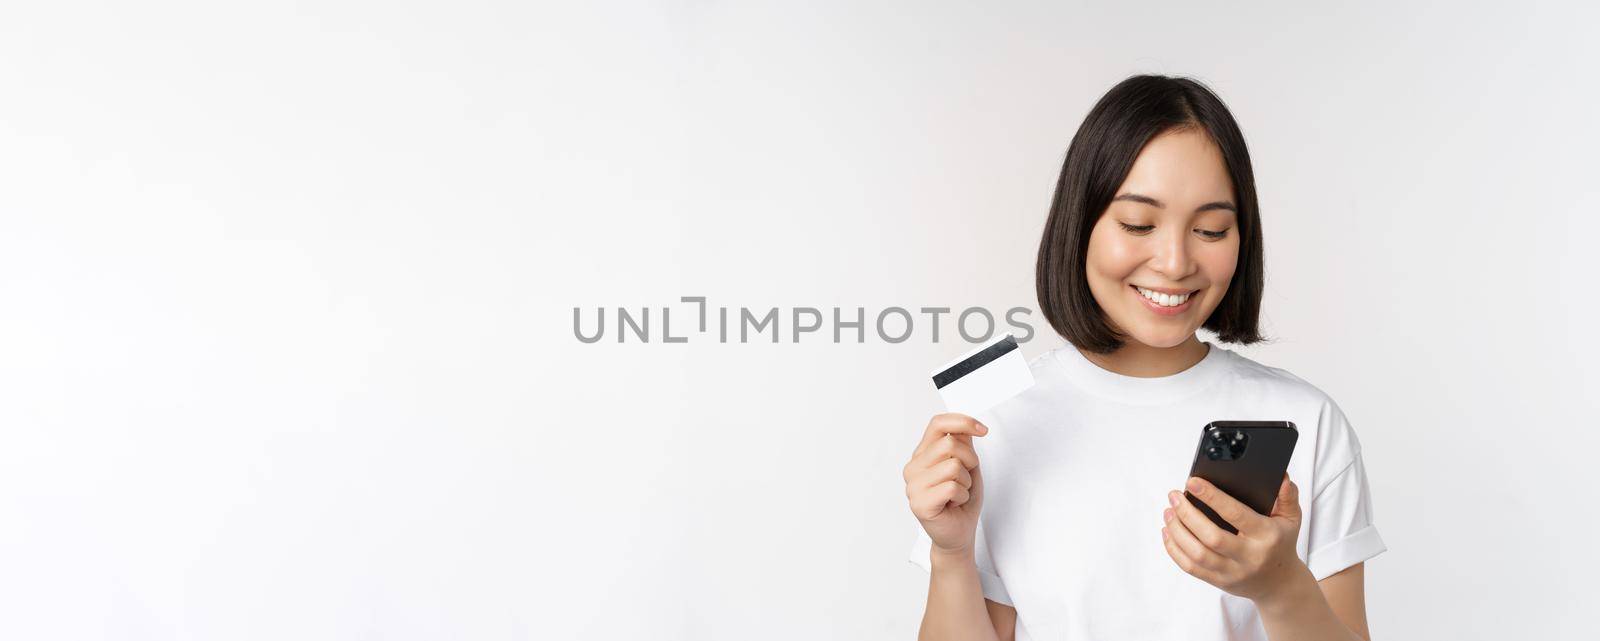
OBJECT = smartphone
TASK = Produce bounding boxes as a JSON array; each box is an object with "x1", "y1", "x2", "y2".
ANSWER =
[{"x1": 1184, "y1": 421, "x2": 1298, "y2": 534}]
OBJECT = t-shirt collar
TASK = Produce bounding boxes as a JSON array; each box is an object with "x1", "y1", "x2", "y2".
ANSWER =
[{"x1": 1052, "y1": 340, "x2": 1231, "y2": 405}]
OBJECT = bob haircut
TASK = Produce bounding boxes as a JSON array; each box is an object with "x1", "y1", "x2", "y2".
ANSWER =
[{"x1": 1035, "y1": 74, "x2": 1265, "y2": 354}]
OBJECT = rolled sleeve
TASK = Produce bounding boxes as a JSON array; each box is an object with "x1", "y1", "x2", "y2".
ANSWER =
[{"x1": 1304, "y1": 454, "x2": 1387, "y2": 581}]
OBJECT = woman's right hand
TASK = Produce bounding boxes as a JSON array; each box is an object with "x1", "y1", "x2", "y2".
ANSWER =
[{"x1": 903, "y1": 412, "x2": 989, "y2": 555}]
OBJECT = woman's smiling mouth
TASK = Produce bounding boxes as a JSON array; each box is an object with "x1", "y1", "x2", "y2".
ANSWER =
[{"x1": 1131, "y1": 285, "x2": 1200, "y2": 316}]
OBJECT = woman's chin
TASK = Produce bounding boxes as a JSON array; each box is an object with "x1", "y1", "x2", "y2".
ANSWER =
[{"x1": 1120, "y1": 327, "x2": 1195, "y2": 350}]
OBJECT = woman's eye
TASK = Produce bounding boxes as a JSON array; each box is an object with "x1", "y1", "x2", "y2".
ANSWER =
[
  {"x1": 1118, "y1": 222, "x2": 1155, "y2": 235},
  {"x1": 1195, "y1": 228, "x2": 1230, "y2": 240}
]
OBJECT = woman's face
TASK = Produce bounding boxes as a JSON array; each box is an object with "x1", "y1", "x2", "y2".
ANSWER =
[{"x1": 1085, "y1": 127, "x2": 1240, "y2": 349}]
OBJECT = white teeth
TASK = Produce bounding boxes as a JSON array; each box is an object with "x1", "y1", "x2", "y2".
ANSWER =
[{"x1": 1136, "y1": 286, "x2": 1191, "y2": 307}]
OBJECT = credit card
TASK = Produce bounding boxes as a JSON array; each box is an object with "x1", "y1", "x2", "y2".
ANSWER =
[{"x1": 930, "y1": 333, "x2": 1034, "y2": 417}]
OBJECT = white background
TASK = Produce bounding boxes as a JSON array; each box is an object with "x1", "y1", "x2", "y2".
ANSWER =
[{"x1": 2, "y1": 1, "x2": 1596, "y2": 639}]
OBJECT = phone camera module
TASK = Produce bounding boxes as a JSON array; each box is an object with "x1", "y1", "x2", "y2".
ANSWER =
[{"x1": 1206, "y1": 427, "x2": 1250, "y2": 461}]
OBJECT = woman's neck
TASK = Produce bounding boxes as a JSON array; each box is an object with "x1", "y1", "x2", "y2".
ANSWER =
[{"x1": 1079, "y1": 334, "x2": 1209, "y2": 378}]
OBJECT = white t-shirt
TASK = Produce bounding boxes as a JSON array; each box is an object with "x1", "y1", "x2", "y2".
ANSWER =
[{"x1": 909, "y1": 341, "x2": 1386, "y2": 641}]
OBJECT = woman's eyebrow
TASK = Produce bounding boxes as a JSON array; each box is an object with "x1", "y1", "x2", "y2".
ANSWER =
[
  {"x1": 1112, "y1": 192, "x2": 1237, "y2": 213},
  {"x1": 1112, "y1": 193, "x2": 1163, "y2": 207}
]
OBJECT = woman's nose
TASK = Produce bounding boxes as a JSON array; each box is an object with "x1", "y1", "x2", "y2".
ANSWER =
[{"x1": 1151, "y1": 228, "x2": 1192, "y2": 279}]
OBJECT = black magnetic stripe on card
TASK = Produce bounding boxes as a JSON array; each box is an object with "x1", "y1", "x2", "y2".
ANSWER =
[{"x1": 932, "y1": 335, "x2": 1018, "y2": 390}]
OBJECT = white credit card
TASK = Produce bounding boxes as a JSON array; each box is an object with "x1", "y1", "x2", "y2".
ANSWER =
[{"x1": 930, "y1": 333, "x2": 1035, "y2": 417}]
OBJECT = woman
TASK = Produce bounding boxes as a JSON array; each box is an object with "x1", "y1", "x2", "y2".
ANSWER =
[{"x1": 904, "y1": 75, "x2": 1386, "y2": 641}]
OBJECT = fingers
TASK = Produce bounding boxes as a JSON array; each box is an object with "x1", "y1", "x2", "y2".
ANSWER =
[
  {"x1": 1170, "y1": 490, "x2": 1239, "y2": 555},
  {"x1": 1162, "y1": 505, "x2": 1227, "y2": 581},
  {"x1": 904, "y1": 415, "x2": 981, "y2": 486},
  {"x1": 1185, "y1": 477, "x2": 1265, "y2": 535},
  {"x1": 913, "y1": 413, "x2": 988, "y2": 458},
  {"x1": 911, "y1": 480, "x2": 971, "y2": 519},
  {"x1": 903, "y1": 434, "x2": 979, "y2": 485},
  {"x1": 1164, "y1": 500, "x2": 1219, "y2": 562},
  {"x1": 935, "y1": 480, "x2": 971, "y2": 507},
  {"x1": 1163, "y1": 521, "x2": 1211, "y2": 580},
  {"x1": 904, "y1": 414, "x2": 987, "y2": 522},
  {"x1": 913, "y1": 433, "x2": 979, "y2": 471},
  {"x1": 1270, "y1": 474, "x2": 1302, "y2": 522},
  {"x1": 953, "y1": 461, "x2": 973, "y2": 490},
  {"x1": 913, "y1": 456, "x2": 972, "y2": 489}
]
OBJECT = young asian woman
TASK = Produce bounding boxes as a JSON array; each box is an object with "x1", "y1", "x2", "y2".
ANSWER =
[{"x1": 904, "y1": 75, "x2": 1384, "y2": 641}]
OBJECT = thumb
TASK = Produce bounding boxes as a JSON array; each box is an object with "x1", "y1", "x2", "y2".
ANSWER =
[{"x1": 1270, "y1": 474, "x2": 1301, "y2": 523}]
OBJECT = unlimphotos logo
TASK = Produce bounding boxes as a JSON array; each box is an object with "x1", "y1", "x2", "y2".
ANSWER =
[{"x1": 573, "y1": 296, "x2": 1038, "y2": 344}]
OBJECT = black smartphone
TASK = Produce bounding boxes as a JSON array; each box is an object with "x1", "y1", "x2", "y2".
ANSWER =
[{"x1": 1184, "y1": 421, "x2": 1298, "y2": 534}]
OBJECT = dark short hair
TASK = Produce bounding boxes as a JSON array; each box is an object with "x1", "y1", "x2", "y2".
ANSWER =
[{"x1": 1035, "y1": 74, "x2": 1265, "y2": 354}]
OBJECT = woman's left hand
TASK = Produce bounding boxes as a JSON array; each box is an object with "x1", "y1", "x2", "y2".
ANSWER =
[{"x1": 1161, "y1": 474, "x2": 1310, "y2": 602}]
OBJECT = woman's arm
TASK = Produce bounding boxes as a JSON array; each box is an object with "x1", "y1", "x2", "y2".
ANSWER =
[
  {"x1": 918, "y1": 546, "x2": 1010, "y2": 641},
  {"x1": 1252, "y1": 562, "x2": 1370, "y2": 641},
  {"x1": 905, "y1": 414, "x2": 1012, "y2": 641},
  {"x1": 1320, "y1": 564, "x2": 1371, "y2": 638},
  {"x1": 1161, "y1": 476, "x2": 1372, "y2": 641}
]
